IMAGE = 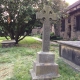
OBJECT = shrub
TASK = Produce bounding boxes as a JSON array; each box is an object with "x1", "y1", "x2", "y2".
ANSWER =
[{"x1": 50, "y1": 32, "x2": 57, "y2": 40}]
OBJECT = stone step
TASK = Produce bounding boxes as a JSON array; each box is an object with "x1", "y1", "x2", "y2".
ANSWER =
[
  {"x1": 37, "y1": 52, "x2": 55, "y2": 63},
  {"x1": 30, "y1": 69, "x2": 60, "y2": 80},
  {"x1": 33, "y1": 61, "x2": 59, "y2": 76}
]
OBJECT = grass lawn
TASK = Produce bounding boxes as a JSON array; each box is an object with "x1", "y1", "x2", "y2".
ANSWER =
[{"x1": 0, "y1": 36, "x2": 80, "y2": 80}]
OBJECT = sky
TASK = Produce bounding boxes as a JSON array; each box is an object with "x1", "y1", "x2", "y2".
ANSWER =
[{"x1": 65, "y1": 0, "x2": 78, "y2": 5}]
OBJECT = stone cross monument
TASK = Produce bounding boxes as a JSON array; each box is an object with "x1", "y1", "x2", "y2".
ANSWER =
[
  {"x1": 30, "y1": 4, "x2": 59, "y2": 80},
  {"x1": 36, "y1": 5, "x2": 57, "y2": 52}
]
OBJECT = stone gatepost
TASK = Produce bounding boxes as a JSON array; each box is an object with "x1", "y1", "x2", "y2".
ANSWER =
[{"x1": 30, "y1": 4, "x2": 60, "y2": 80}]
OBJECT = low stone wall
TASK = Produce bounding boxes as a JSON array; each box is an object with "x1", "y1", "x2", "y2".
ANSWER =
[{"x1": 1, "y1": 40, "x2": 16, "y2": 48}]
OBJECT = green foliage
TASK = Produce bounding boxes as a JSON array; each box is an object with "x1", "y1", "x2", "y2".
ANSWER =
[
  {"x1": 0, "y1": 37, "x2": 7, "y2": 40},
  {"x1": 0, "y1": 0, "x2": 68, "y2": 43},
  {"x1": 50, "y1": 32, "x2": 56, "y2": 40},
  {"x1": 0, "y1": 0, "x2": 40, "y2": 44},
  {"x1": 50, "y1": 32, "x2": 54, "y2": 36},
  {"x1": 50, "y1": 32, "x2": 63, "y2": 40}
]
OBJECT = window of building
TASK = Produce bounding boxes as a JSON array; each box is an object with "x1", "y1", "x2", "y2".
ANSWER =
[
  {"x1": 61, "y1": 18, "x2": 65, "y2": 31},
  {"x1": 68, "y1": 16, "x2": 71, "y2": 23},
  {"x1": 76, "y1": 15, "x2": 80, "y2": 31}
]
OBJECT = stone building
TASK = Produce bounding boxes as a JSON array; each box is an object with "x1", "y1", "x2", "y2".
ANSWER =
[
  {"x1": 60, "y1": 0, "x2": 80, "y2": 40},
  {"x1": 32, "y1": 25, "x2": 56, "y2": 35},
  {"x1": 32, "y1": 27, "x2": 42, "y2": 35}
]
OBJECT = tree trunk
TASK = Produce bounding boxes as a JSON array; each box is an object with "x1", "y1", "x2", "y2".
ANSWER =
[
  {"x1": 10, "y1": 29, "x2": 15, "y2": 39},
  {"x1": 15, "y1": 39, "x2": 18, "y2": 44},
  {"x1": 15, "y1": 34, "x2": 19, "y2": 44}
]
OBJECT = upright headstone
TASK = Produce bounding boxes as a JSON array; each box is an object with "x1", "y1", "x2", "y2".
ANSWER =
[
  {"x1": 36, "y1": 5, "x2": 57, "y2": 52},
  {"x1": 30, "y1": 4, "x2": 59, "y2": 80}
]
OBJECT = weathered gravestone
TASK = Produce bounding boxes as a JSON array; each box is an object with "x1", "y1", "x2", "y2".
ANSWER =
[
  {"x1": 58, "y1": 41, "x2": 80, "y2": 70},
  {"x1": 30, "y1": 4, "x2": 59, "y2": 80},
  {"x1": 1, "y1": 40, "x2": 16, "y2": 48}
]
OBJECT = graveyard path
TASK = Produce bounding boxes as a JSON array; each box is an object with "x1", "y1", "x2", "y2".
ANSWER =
[
  {"x1": 0, "y1": 63, "x2": 13, "y2": 80},
  {"x1": 32, "y1": 37, "x2": 58, "y2": 45},
  {"x1": 32, "y1": 37, "x2": 42, "y2": 42}
]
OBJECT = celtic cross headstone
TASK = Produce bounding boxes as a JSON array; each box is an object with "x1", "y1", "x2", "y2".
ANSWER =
[
  {"x1": 30, "y1": 4, "x2": 59, "y2": 80},
  {"x1": 36, "y1": 5, "x2": 57, "y2": 52}
]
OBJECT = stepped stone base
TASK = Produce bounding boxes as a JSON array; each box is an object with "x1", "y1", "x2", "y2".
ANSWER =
[
  {"x1": 30, "y1": 51, "x2": 60, "y2": 80},
  {"x1": 30, "y1": 69, "x2": 59, "y2": 80}
]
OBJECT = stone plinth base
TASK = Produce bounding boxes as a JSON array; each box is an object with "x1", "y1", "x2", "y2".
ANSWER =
[
  {"x1": 30, "y1": 51, "x2": 60, "y2": 80},
  {"x1": 30, "y1": 69, "x2": 59, "y2": 80}
]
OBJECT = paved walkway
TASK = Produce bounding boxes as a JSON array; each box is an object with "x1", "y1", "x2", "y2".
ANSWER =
[{"x1": 32, "y1": 37, "x2": 58, "y2": 45}]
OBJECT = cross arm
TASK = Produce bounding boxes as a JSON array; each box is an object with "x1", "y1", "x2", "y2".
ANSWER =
[{"x1": 36, "y1": 12, "x2": 44, "y2": 20}]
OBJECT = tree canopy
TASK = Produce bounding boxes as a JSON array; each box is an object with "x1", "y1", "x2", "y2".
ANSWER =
[
  {"x1": 0, "y1": 0, "x2": 68, "y2": 44},
  {"x1": 0, "y1": 0, "x2": 39, "y2": 44}
]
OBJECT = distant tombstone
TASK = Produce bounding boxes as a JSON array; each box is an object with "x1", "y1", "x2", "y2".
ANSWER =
[
  {"x1": 1, "y1": 40, "x2": 16, "y2": 48},
  {"x1": 30, "y1": 4, "x2": 59, "y2": 80}
]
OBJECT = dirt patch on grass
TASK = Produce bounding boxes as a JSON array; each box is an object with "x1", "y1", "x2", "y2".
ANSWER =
[{"x1": 0, "y1": 63, "x2": 13, "y2": 80}]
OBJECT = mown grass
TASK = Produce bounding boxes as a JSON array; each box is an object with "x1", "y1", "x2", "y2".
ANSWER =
[{"x1": 0, "y1": 36, "x2": 80, "y2": 80}]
